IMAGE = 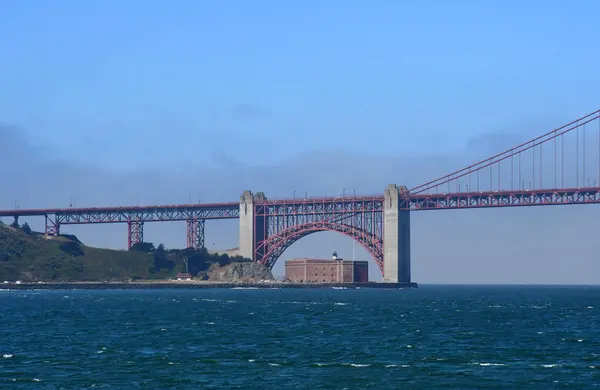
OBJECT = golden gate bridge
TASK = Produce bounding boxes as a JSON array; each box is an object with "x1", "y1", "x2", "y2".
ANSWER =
[{"x1": 1, "y1": 109, "x2": 599, "y2": 283}]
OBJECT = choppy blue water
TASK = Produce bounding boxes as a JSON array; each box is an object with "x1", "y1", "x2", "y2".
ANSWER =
[{"x1": 1, "y1": 286, "x2": 599, "y2": 389}]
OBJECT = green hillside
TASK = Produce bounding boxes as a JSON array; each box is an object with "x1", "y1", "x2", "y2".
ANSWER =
[{"x1": 0, "y1": 222, "x2": 249, "y2": 282}]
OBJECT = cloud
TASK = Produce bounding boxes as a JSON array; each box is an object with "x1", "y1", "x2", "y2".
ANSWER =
[
  {"x1": 0, "y1": 123, "x2": 57, "y2": 163},
  {"x1": 1, "y1": 123, "x2": 598, "y2": 284}
]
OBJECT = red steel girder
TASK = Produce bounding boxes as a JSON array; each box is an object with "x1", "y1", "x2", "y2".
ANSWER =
[
  {"x1": 0, "y1": 202, "x2": 239, "y2": 222},
  {"x1": 44, "y1": 214, "x2": 60, "y2": 236},
  {"x1": 405, "y1": 187, "x2": 600, "y2": 210},
  {"x1": 56, "y1": 204, "x2": 238, "y2": 225},
  {"x1": 186, "y1": 218, "x2": 205, "y2": 249},
  {"x1": 254, "y1": 187, "x2": 600, "y2": 212},
  {"x1": 254, "y1": 196, "x2": 384, "y2": 217},
  {"x1": 127, "y1": 221, "x2": 144, "y2": 249}
]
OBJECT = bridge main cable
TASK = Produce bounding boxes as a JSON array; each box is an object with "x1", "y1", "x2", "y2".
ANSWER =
[{"x1": 408, "y1": 109, "x2": 600, "y2": 195}]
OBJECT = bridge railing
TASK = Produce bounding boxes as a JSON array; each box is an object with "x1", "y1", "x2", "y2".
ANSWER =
[
  {"x1": 256, "y1": 194, "x2": 384, "y2": 204},
  {"x1": 0, "y1": 201, "x2": 240, "y2": 217}
]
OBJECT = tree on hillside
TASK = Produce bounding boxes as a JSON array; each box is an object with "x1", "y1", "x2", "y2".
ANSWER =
[
  {"x1": 151, "y1": 243, "x2": 175, "y2": 273},
  {"x1": 218, "y1": 253, "x2": 231, "y2": 267},
  {"x1": 230, "y1": 255, "x2": 251, "y2": 263},
  {"x1": 183, "y1": 248, "x2": 211, "y2": 275},
  {"x1": 145, "y1": 244, "x2": 255, "y2": 277},
  {"x1": 21, "y1": 222, "x2": 32, "y2": 235},
  {"x1": 60, "y1": 241, "x2": 85, "y2": 256},
  {"x1": 130, "y1": 242, "x2": 155, "y2": 252}
]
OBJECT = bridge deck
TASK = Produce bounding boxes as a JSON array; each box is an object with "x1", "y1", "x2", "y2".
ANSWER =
[{"x1": 0, "y1": 187, "x2": 598, "y2": 224}]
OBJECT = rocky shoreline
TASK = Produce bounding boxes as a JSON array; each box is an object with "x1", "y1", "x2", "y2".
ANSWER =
[{"x1": 2, "y1": 281, "x2": 418, "y2": 290}]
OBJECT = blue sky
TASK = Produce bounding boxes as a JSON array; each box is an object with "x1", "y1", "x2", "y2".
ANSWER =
[
  {"x1": 1, "y1": 1, "x2": 600, "y2": 283},
  {"x1": 1, "y1": 0, "x2": 598, "y2": 169}
]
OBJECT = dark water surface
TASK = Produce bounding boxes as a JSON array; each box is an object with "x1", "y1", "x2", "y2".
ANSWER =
[{"x1": 1, "y1": 286, "x2": 599, "y2": 389}]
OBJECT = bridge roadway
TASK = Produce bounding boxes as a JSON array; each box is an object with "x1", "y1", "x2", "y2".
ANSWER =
[
  {"x1": 0, "y1": 201, "x2": 240, "y2": 223},
  {"x1": 1, "y1": 186, "x2": 600, "y2": 223}
]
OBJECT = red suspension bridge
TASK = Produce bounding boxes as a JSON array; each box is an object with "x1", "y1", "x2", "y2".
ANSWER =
[{"x1": 1, "y1": 109, "x2": 599, "y2": 282}]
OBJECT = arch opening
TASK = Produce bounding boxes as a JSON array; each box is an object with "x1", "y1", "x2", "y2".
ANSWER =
[{"x1": 258, "y1": 221, "x2": 383, "y2": 275}]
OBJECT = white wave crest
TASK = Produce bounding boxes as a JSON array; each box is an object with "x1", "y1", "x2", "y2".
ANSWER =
[{"x1": 471, "y1": 362, "x2": 504, "y2": 366}]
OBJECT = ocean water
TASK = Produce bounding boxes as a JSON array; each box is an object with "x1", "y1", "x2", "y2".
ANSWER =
[{"x1": 0, "y1": 286, "x2": 599, "y2": 389}]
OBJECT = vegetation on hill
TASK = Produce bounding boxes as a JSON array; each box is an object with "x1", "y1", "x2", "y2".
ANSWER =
[
  {"x1": 0, "y1": 221, "x2": 251, "y2": 282},
  {"x1": 128, "y1": 241, "x2": 251, "y2": 280}
]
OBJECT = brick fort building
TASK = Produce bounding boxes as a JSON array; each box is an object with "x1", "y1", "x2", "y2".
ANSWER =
[{"x1": 284, "y1": 252, "x2": 369, "y2": 283}]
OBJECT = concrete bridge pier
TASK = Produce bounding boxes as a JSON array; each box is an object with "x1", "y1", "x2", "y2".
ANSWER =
[
  {"x1": 239, "y1": 190, "x2": 267, "y2": 261},
  {"x1": 383, "y1": 184, "x2": 411, "y2": 283}
]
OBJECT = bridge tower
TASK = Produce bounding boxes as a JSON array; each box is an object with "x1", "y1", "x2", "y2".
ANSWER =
[
  {"x1": 383, "y1": 184, "x2": 411, "y2": 283},
  {"x1": 239, "y1": 190, "x2": 267, "y2": 261}
]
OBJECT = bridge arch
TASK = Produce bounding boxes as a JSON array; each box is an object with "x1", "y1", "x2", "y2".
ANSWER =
[{"x1": 258, "y1": 221, "x2": 383, "y2": 274}]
